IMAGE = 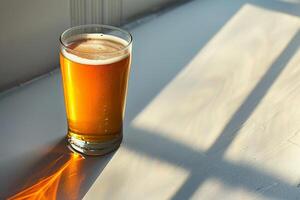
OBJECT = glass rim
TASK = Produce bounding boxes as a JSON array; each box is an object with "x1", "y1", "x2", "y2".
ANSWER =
[{"x1": 59, "y1": 24, "x2": 133, "y2": 55}]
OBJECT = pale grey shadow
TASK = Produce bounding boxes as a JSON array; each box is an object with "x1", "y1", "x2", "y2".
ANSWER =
[{"x1": 249, "y1": 0, "x2": 300, "y2": 17}]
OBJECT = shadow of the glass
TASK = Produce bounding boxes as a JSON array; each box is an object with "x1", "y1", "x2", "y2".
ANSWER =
[{"x1": 5, "y1": 138, "x2": 114, "y2": 200}]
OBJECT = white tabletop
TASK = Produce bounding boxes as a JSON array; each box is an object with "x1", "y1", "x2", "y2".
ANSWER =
[{"x1": 2, "y1": 0, "x2": 300, "y2": 199}]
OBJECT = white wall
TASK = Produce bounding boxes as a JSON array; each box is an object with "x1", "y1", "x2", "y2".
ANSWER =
[
  {"x1": 0, "y1": 0, "x2": 183, "y2": 91},
  {"x1": 122, "y1": 0, "x2": 179, "y2": 21},
  {"x1": 0, "y1": 0, "x2": 70, "y2": 91}
]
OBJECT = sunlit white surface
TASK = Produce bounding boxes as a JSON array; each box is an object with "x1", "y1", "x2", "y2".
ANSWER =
[
  {"x1": 191, "y1": 178, "x2": 265, "y2": 200},
  {"x1": 224, "y1": 44, "x2": 300, "y2": 183},
  {"x1": 84, "y1": 148, "x2": 189, "y2": 200},
  {"x1": 132, "y1": 4, "x2": 300, "y2": 152}
]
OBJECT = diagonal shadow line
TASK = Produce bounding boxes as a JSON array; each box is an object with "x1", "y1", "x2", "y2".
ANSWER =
[
  {"x1": 125, "y1": 2, "x2": 300, "y2": 199},
  {"x1": 125, "y1": 127, "x2": 300, "y2": 200},
  {"x1": 206, "y1": 29, "x2": 300, "y2": 158},
  {"x1": 171, "y1": 173, "x2": 207, "y2": 200},
  {"x1": 125, "y1": 0, "x2": 245, "y2": 124},
  {"x1": 170, "y1": 29, "x2": 300, "y2": 200}
]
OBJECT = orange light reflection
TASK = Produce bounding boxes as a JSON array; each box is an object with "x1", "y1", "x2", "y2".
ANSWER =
[{"x1": 8, "y1": 153, "x2": 84, "y2": 200}]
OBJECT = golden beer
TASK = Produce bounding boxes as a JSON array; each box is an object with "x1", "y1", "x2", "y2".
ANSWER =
[{"x1": 59, "y1": 25, "x2": 132, "y2": 155}]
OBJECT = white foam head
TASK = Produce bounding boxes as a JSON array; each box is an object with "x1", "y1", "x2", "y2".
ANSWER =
[{"x1": 61, "y1": 34, "x2": 131, "y2": 65}]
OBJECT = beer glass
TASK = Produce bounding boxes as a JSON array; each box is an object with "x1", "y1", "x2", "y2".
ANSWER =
[{"x1": 59, "y1": 25, "x2": 132, "y2": 155}]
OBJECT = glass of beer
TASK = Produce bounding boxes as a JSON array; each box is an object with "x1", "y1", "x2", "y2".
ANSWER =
[{"x1": 59, "y1": 25, "x2": 132, "y2": 155}]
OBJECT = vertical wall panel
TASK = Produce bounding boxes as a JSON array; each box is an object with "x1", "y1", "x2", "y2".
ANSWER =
[{"x1": 70, "y1": 0, "x2": 122, "y2": 26}]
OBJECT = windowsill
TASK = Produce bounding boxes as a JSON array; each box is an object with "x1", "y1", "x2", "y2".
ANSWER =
[{"x1": 2, "y1": 0, "x2": 300, "y2": 199}]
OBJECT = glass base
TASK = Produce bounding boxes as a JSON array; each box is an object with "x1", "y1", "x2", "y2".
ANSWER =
[{"x1": 67, "y1": 134, "x2": 122, "y2": 156}]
